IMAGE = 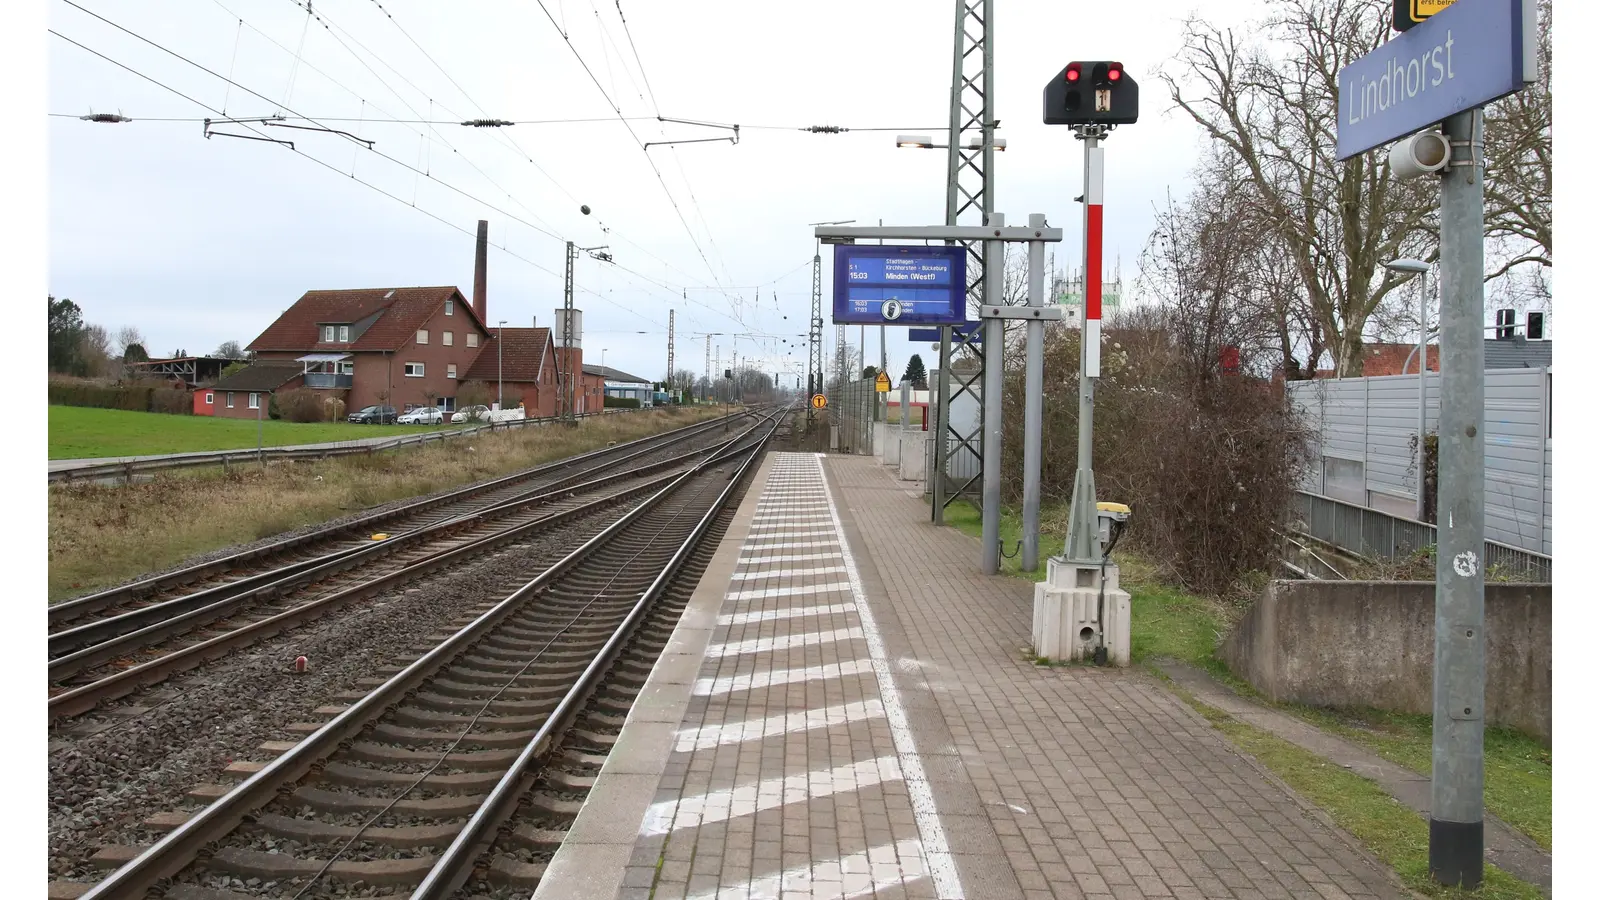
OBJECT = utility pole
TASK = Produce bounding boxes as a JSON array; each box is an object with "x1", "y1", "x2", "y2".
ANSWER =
[
  {"x1": 931, "y1": 0, "x2": 994, "y2": 525},
  {"x1": 703, "y1": 334, "x2": 711, "y2": 404},
  {"x1": 562, "y1": 241, "x2": 576, "y2": 423},
  {"x1": 667, "y1": 308, "x2": 676, "y2": 399},
  {"x1": 1429, "y1": 105, "x2": 1487, "y2": 890},
  {"x1": 809, "y1": 251, "x2": 824, "y2": 428}
]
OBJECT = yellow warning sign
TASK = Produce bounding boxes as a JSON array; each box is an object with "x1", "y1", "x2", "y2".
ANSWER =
[
  {"x1": 875, "y1": 372, "x2": 891, "y2": 393},
  {"x1": 811, "y1": 394, "x2": 828, "y2": 409},
  {"x1": 1413, "y1": 0, "x2": 1456, "y2": 15}
]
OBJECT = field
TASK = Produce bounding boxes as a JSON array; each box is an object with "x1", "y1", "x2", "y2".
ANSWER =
[
  {"x1": 48, "y1": 406, "x2": 725, "y2": 600},
  {"x1": 48, "y1": 406, "x2": 466, "y2": 459}
]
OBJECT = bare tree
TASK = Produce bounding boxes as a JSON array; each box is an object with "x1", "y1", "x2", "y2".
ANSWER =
[
  {"x1": 215, "y1": 340, "x2": 248, "y2": 360},
  {"x1": 114, "y1": 325, "x2": 146, "y2": 360},
  {"x1": 1482, "y1": 0, "x2": 1552, "y2": 282},
  {"x1": 1164, "y1": 0, "x2": 1439, "y2": 376}
]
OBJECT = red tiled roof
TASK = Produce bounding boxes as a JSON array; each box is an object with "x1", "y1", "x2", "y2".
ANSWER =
[
  {"x1": 1317, "y1": 342, "x2": 1439, "y2": 378},
  {"x1": 246, "y1": 287, "x2": 484, "y2": 353},
  {"x1": 461, "y1": 327, "x2": 551, "y2": 383}
]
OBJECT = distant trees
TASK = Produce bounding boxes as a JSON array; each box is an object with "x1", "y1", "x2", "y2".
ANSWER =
[
  {"x1": 48, "y1": 297, "x2": 86, "y2": 375},
  {"x1": 901, "y1": 354, "x2": 927, "y2": 389},
  {"x1": 215, "y1": 340, "x2": 247, "y2": 360}
]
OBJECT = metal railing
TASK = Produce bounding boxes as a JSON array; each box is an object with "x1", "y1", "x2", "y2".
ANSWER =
[
  {"x1": 302, "y1": 372, "x2": 354, "y2": 389},
  {"x1": 47, "y1": 408, "x2": 641, "y2": 484},
  {"x1": 1291, "y1": 490, "x2": 1552, "y2": 582}
]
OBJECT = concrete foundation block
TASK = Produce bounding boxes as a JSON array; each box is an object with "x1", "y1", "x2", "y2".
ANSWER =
[
  {"x1": 897, "y1": 433, "x2": 928, "y2": 482},
  {"x1": 884, "y1": 429, "x2": 902, "y2": 466},
  {"x1": 1032, "y1": 558, "x2": 1131, "y2": 666}
]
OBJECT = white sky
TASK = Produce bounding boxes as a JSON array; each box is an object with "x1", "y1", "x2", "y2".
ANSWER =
[{"x1": 43, "y1": 0, "x2": 1270, "y2": 384}]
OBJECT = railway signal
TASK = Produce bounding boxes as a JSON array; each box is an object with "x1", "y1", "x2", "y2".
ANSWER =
[{"x1": 1043, "y1": 61, "x2": 1139, "y2": 127}]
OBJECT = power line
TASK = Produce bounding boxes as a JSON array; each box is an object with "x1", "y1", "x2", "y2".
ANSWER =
[{"x1": 48, "y1": 27, "x2": 670, "y2": 332}]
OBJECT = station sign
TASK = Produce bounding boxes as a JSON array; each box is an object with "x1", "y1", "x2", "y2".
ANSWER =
[
  {"x1": 833, "y1": 245, "x2": 966, "y2": 326},
  {"x1": 1336, "y1": 0, "x2": 1537, "y2": 160}
]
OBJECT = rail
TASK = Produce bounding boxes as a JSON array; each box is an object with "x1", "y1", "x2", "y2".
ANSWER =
[
  {"x1": 45, "y1": 406, "x2": 655, "y2": 484},
  {"x1": 1291, "y1": 490, "x2": 1552, "y2": 582}
]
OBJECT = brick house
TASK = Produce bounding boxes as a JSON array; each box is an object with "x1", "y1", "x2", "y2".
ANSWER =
[
  {"x1": 207, "y1": 362, "x2": 304, "y2": 419},
  {"x1": 246, "y1": 286, "x2": 496, "y2": 414},
  {"x1": 460, "y1": 327, "x2": 562, "y2": 418}
]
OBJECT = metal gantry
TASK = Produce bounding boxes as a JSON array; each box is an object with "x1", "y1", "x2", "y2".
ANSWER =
[
  {"x1": 808, "y1": 253, "x2": 825, "y2": 429},
  {"x1": 932, "y1": 0, "x2": 996, "y2": 525}
]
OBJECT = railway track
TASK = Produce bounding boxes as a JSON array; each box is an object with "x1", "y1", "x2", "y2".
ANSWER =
[
  {"x1": 55, "y1": 410, "x2": 780, "y2": 899},
  {"x1": 48, "y1": 412, "x2": 768, "y2": 723},
  {"x1": 49, "y1": 411, "x2": 761, "y2": 631}
]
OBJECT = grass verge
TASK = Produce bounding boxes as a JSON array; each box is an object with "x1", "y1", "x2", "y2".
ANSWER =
[
  {"x1": 1176, "y1": 690, "x2": 1543, "y2": 900},
  {"x1": 49, "y1": 407, "x2": 725, "y2": 601},
  {"x1": 939, "y1": 497, "x2": 1551, "y2": 858},
  {"x1": 49, "y1": 405, "x2": 467, "y2": 459}
]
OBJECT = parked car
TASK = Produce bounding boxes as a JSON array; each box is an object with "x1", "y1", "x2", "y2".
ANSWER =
[
  {"x1": 347, "y1": 405, "x2": 398, "y2": 424},
  {"x1": 398, "y1": 406, "x2": 445, "y2": 425},
  {"x1": 451, "y1": 404, "x2": 491, "y2": 424}
]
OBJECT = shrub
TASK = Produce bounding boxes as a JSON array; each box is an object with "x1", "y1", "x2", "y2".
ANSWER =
[
  {"x1": 604, "y1": 395, "x2": 641, "y2": 409},
  {"x1": 458, "y1": 380, "x2": 491, "y2": 409},
  {"x1": 275, "y1": 388, "x2": 331, "y2": 423},
  {"x1": 49, "y1": 378, "x2": 193, "y2": 415}
]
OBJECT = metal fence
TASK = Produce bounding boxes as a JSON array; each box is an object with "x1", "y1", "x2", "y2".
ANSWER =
[
  {"x1": 826, "y1": 378, "x2": 878, "y2": 455},
  {"x1": 1287, "y1": 367, "x2": 1552, "y2": 556},
  {"x1": 1292, "y1": 490, "x2": 1551, "y2": 582},
  {"x1": 48, "y1": 408, "x2": 640, "y2": 484}
]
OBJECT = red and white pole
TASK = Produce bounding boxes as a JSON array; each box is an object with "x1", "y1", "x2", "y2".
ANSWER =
[{"x1": 1063, "y1": 130, "x2": 1107, "y2": 563}]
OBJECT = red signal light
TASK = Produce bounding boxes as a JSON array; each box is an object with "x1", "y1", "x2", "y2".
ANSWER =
[
  {"x1": 1108, "y1": 67, "x2": 1122, "y2": 82},
  {"x1": 1066, "y1": 65, "x2": 1081, "y2": 82}
]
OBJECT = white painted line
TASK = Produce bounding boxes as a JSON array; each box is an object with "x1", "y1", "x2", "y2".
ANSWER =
[
  {"x1": 740, "y1": 537, "x2": 839, "y2": 550},
  {"x1": 675, "y1": 699, "x2": 885, "y2": 752},
  {"x1": 693, "y1": 659, "x2": 876, "y2": 697},
  {"x1": 706, "y1": 626, "x2": 863, "y2": 658},
  {"x1": 735, "y1": 552, "x2": 840, "y2": 565},
  {"x1": 725, "y1": 581, "x2": 853, "y2": 603},
  {"x1": 641, "y1": 756, "x2": 901, "y2": 836},
  {"x1": 728, "y1": 565, "x2": 847, "y2": 582},
  {"x1": 717, "y1": 602, "x2": 856, "y2": 625},
  {"x1": 814, "y1": 452, "x2": 965, "y2": 899},
  {"x1": 747, "y1": 522, "x2": 835, "y2": 533},
  {"x1": 686, "y1": 840, "x2": 927, "y2": 900},
  {"x1": 750, "y1": 513, "x2": 833, "y2": 523}
]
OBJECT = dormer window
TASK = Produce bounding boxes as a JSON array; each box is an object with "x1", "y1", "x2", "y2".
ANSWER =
[
  {"x1": 323, "y1": 325, "x2": 335, "y2": 342},
  {"x1": 338, "y1": 325, "x2": 350, "y2": 342},
  {"x1": 323, "y1": 324, "x2": 351, "y2": 343}
]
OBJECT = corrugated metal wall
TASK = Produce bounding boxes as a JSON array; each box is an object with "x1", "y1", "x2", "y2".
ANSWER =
[{"x1": 1288, "y1": 368, "x2": 1552, "y2": 556}]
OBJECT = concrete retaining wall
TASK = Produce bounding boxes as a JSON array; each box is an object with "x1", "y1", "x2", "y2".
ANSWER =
[
  {"x1": 1221, "y1": 580, "x2": 1551, "y2": 740},
  {"x1": 897, "y1": 431, "x2": 928, "y2": 482}
]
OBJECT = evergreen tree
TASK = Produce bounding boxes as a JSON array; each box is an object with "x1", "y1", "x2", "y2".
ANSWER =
[{"x1": 902, "y1": 354, "x2": 928, "y2": 389}]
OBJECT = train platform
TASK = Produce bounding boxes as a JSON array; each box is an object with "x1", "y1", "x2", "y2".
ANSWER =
[{"x1": 534, "y1": 451, "x2": 1409, "y2": 900}]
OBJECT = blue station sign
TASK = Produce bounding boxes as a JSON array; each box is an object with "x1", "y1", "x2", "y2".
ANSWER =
[
  {"x1": 1336, "y1": 0, "x2": 1535, "y2": 160},
  {"x1": 832, "y1": 245, "x2": 967, "y2": 326}
]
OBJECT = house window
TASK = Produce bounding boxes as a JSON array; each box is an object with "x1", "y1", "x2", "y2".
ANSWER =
[
  {"x1": 417, "y1": 329, "x2": 429, "y2": 344},
  {"x1": 323, "y1": 325, "x2": 335, "y2": 342},
  {"x1": 467, "y1": 333, "x2": 479, "y2": 348},
  {"x1": 445, "y1": 299, "x2": 453, "y2": 316},
  {"x1": 443, "y1": 331, "x2": 454, "y2": 347},
  {"x1": 339, "y1": 361, "x2": 354, "y2": 375},
  {"x1": 405, "y1": 362, "x2": 425, "y2": 377},
  {"x1": 204, "y1": 392, "x2": 214, "y2": 405},
  {"x1": 338, "y1": 325, "x2": 350, "y2": 342},
  {"x1": 437, "y1": 396, "x2": 456, "y2": 411},
  {"x1": 248, "y1": 392, "x2": 261, "y2": 410},
  {"x1": 447, "y1": 364, "x2": 457, "y2": 379},
  {"x1": 226, "y1": 392, "x2": 235, "y2": 408}
]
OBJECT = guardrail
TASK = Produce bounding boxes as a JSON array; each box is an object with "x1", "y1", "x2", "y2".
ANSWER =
[
  {"x1": 47, "y1": 408, "x2": 645, "y2": 484},
  {"x1": 1290, "y1": 490, "x2": 1551, "y2": 582}
]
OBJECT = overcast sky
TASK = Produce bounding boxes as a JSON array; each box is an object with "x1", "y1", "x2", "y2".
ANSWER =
[{"x1": 49, "y1": 0, "x2": 1285, "y2": 385}]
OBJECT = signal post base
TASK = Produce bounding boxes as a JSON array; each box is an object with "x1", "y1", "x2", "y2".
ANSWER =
[{"x1": 1032, "y1": 557, "x2": 1131, "y2": 666}]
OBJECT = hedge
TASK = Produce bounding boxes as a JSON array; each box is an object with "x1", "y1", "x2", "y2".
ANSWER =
[
  {"x1": 603, "y1": 395, "x2": 642, "y2": 409},
  {"x1": 49, "y1": 380, "x2": 193, "y2": 416}
]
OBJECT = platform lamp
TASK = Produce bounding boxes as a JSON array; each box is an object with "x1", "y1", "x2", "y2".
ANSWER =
[{"x1": 1385, "y1": 257, "x2": 1431, "y2": 522}]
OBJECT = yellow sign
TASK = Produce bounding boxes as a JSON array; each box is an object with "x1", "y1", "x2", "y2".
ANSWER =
[
  {"x1": 875, "y1": 372, "x2": 891, "y2": 393},
  {"x1": 1414, "y1": 0, "x2": 1455, "y2": 14},
  {"x1": 1397, "y1": 0, "x2": 1456, "y2": 30},
  {"x1": 811, "y1": 394, "x2": 828, "y2": 409}
]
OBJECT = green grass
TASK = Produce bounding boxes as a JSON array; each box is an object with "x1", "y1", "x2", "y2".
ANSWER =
[
  {"x1": 940, "y1": 497, "x2": 1551, "y2": 863},
  {"x1": 49, "y1": 406, "x2": 464, "y2": 459},
  {"x1": 1179, "y1": 693, "x2": 1543, "y2": 900}
]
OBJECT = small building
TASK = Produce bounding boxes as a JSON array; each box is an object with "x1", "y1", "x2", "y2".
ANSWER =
[
  {"x1": 459, "y1": 327, "x2": 562, "y2": 418},
  {"x1": 126, "y1": 356, "x2": 234, "y2": 388},
  {"x1": 585, "y1": 364, "x2": 653, "y2": 407},
  {"x1": 207, "y1": 362, "x2": 304, "y2": 419}
]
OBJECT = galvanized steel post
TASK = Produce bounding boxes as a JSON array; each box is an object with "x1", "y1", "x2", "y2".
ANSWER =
[
  {"x1": 981, "y1": 213, "x2": 1005, "y2": 574},
  {"x1": 1023, "y1": 213, "x2": 1046, "y2": 571}
]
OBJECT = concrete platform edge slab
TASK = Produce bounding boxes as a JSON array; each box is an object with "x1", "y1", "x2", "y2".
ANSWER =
[{"x1": 533, "y1": 451, "x2": 774, "y2": 900}]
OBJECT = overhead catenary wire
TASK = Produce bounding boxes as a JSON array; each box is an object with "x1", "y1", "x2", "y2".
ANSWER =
[{"x1": 48, "y1": 28, "x2": 671, "y2": 332}]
